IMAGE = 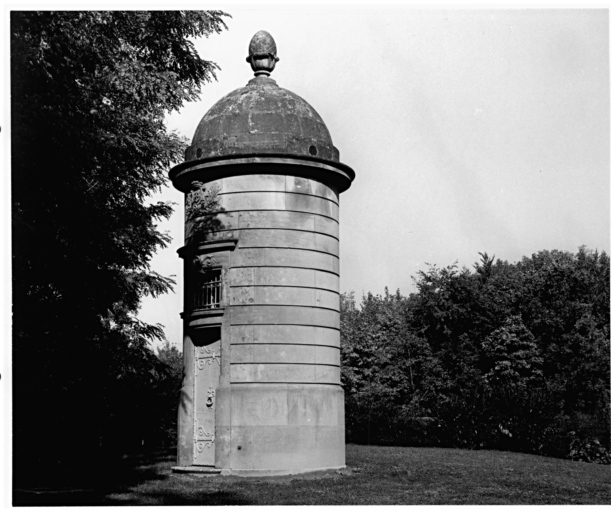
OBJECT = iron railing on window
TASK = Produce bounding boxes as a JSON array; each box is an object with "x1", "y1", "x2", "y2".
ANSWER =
[{"x1": 193, "y1": 269, "x2": 222, "y2": 309}]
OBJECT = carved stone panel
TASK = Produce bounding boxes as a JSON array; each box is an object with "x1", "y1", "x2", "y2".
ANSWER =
[{"x1": 193, "y1": 338, "x2": 221, "y2": 466}]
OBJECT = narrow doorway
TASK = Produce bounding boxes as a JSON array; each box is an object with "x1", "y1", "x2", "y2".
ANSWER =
[{"x1": 192, "y1": 327, "x2": 221, "y2": 466}]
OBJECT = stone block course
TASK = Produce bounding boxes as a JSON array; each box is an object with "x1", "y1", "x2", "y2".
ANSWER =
[
  {"x1": 230, "y1": 248, "x2": 339, "y2": 274},
  {"x1": 229, "y1": 285, "x2": 339, "y2": 310},
  {"x1": 230, "y1": 304, "x2": 340, "y2": 329},
  {"x1": 228, "y1": 267, "x2": 339, "y2": 291},
  {"x1": 231, "y1": 324, "x2": 340, "y2": 347}
]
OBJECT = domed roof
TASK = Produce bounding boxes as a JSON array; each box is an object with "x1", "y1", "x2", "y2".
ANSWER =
[
  {"x1": 185, "y1": 76, "x2": 339, "y2": 162},
  {"x1": 185, "y1": 31, "x2": 339, "y2": 163}
]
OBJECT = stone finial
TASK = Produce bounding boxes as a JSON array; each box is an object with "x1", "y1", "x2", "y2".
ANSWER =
[{"x1": 246, "y1": 30, "x2": 279, "y2": 77}]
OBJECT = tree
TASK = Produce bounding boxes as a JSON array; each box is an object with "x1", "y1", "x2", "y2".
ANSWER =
[
  {"x1": 11, "y1": 10, "x2": 228, "y2": 483},
  {"x1": 153, "y1": 342, "x2": 185, "y2": 446},
  {"x1": 481, "y1": 315, "x2": 543, "y2": 391},
  {"x1": 341, "y1": 290, "x2": 443, "y2": 446},
  {"x1": 341, "y1": 247, "x2": 609, "y2": 460}
]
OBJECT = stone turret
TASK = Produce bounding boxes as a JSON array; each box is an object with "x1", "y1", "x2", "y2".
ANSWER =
[{"x1": 170, "y1": 30, "x2": 355, "y2": 476}]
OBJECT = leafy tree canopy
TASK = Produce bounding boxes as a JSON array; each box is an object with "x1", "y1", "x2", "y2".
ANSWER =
[
  {"x1": 12, "y1": 11, "x2": 228, "y2": 341},
  {"x1": 11, "y1": 10, "x2": 229, "y2": 480},
  {"x1": 341, "y1": 247, "x2": 610, "y2": 461}
]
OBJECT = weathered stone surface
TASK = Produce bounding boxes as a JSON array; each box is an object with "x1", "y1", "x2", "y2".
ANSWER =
[
  {"x1": 218, "y1": 384, "x2": 345, "y2": 472},
  {"x1": 286, "y1": 386, "x2": 343, "y2": 425},
  {"x1": 236, "y1": 229, "x2": 339, "y2": 255},
  {"x1": 237, "y1": 210, "x2": 339, "y2": 238},
  {"x1": 230, "y1": 248, "x2": 339, "y2": 274},
  {"x1": 238, "y1": 209, "x2": 314, "y2": 232},
  {"x1": 247, "y1": 30, "x2": 279, "y2": 76},
  {"x1": 222, "y1": 191, "x2": 286, "y2": 212},
  {"x1": 314, "y1": 365, "x2": 341, "y2": 383},
  {"x1": 230, "y1": 363, "x2": 340, "y2": 384},
  {"x1": 230, "y1": 305, "x2": 340, "y2": 329},
  {"x1": 229, "y1": 384, "x2": 342, "y2": 425},
  {"x1": 314, "y1": 215, "x2": 339, "y2": 239},
  {"x1": 231, "y1": 324, "x2": 340, "y2": 347},
  {"x1": 193, "y1": 337, "x2": 222, "y2": 466},
  {"x1": 177, "y1": 332, "x2": 196, "y2": 467},
  {"x1": 220, "y1": 191, "x2": 339, "y2": 220},
  {"x1": 230, "y1": 286, "x2": 339, "y2": 310},
  {"x1": 314, "y1": 345, "x2": 340, "y2": 366},
  {"x1": 231, "y1": 344, "x2": 339, "y2": 366},
  {"x1": 284, "y1": 193, "x2": 339, "y2": 219},
  {"x1": 228, "y1": 267, "x2": 338, "y2": 291},
  {"x1": 227, "y1": 424, "x2": 344, "y2": 473},
  {"x1": 171, "y1": 30, "x2": 354, "y2": 475},
  {"x1": 231, "y1": 386, "x2": 289, "y2": 426},
  {"x1": 185, "y1": 76, "x2": 341, "y2": 163},
  {"x1": 285, "y1": 175, "x2": 338, "y2": 203},
  {"x1": 214, "y1": 387, "x2": 232, "y2": 468},
  {"x1": 223, "y1": 174, "x2": 286, "y2": 193}
]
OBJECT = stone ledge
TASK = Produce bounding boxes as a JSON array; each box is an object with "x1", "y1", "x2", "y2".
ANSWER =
[
  {"x1": 171, "y1": 466, "x2": 222, "y2": 474},
  {"x1": 177, "y1": 238, "x2": 238, "y2": 259},
  {"x1": 220, "y1": 465, "x2": 346, "y2": 478}
]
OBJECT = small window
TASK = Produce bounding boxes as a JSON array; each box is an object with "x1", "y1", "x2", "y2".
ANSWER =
[{"x1": 193, "y1": 268, "x2": 222, "y2": 309}]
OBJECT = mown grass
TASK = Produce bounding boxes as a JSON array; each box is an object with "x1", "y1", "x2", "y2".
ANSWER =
[{"x1": 14, "y1": 444, "x2": 611, "y2": 505}]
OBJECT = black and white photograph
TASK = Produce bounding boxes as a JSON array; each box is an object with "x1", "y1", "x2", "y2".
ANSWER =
[{"x1": 5, "y1": 3, "x2": 610, "y2": 506}]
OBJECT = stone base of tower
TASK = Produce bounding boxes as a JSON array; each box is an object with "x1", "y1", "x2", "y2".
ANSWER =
[{"x1": 214, "y1": 383, "x2": 345, "y2": 475}]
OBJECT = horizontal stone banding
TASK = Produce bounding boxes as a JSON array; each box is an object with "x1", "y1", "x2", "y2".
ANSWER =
[
  {"x1": 212, "y1": 209, "x2": 339, "y2": 226},
  {"x1": 229, "y1": 382, "x2": 343, "y2": 386},
  {"x1": 235, "y1": 210, "x2": 338, "y2": 237},
  {"x1": 285, "y1": 175, "x2": 339, "y2": 203},
  {"x1": 207, "y1": 224, "x2": 339, "y2": 243},
  {"x1": 228, "y1": 267, "x2": 338, "y2": 291},
  {"x1": 209, "y1": 217, "x2": 339, "y2": 239},
  {"x1": 220, "y1": 192, "x2": 339, "y2": 220},
  {"x1": 220, "y1": 189, "x2": 339, "y2": 207},
  {"x1": 231, "y1": 344, "x2": 339, "y2": 365},
  {"x1": 230, "y1": 363, "x2": 341, "y2": 384},
  {"x1": 236, "y1": 246, "x2": 337, "y2": 258},
  {"x1": 229, "y1": 285, "x2": 339, "y2": 310},
  {"x1": 219, "y1": 174, "x2": 339, "y2": 204},
  {"x1": 231, "y1": 342, "x2": 340, "y2": 349},
  {"x1": 230, "y1": 248, "x2": 339, "y2": 274},
  {"x1": 231, "y1": 303, "x2": 339, "y2": 318},
  {"x1": 222, "y1": 229, "x2": 339, "y2": 255},
  {"x1": 231, "y1": 362, "x2": 339, "y2": 367},
  {"x1": 201, "y1": 211, "x2": 339, "y2": 236},
  {"x1": 230, "y1": 305, "x2": 339, "y2": 329},
  {"x1": 231, "y1": 325, "x2": 340, "y2": 347},
  {"x1": 209, "y1": 210, "x2": 339, "y2": 240}
]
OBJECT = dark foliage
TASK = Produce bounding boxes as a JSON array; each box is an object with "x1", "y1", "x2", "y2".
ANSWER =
[
  {"x1": 11, "y1": 10, "x2": 228, "y2": 485},
  {"x1": 341, "y1": 247, "x2": 610, "y2": 463}
]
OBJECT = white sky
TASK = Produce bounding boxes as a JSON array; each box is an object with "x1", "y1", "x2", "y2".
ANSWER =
[{"x1": 133, "y1": 8, "x2": 609, "y2": 348}]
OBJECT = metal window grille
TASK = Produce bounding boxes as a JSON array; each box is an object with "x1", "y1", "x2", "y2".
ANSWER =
[{"x1": 193, "y1": 269, "x2": 222, "y2": 309}]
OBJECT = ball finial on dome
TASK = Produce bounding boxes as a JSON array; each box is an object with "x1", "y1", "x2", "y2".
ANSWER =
[{"x1": 246, "y1": 30, "x2": 279, "y2": 77}]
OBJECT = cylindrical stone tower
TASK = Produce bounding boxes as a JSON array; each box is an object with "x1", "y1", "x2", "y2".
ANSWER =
[{"x1": 170, "y1": 31, "x2": 355, "y2": 476}]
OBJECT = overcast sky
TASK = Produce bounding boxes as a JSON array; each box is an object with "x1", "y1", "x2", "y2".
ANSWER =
[{"x1": 138, "y1": 8, "x2": 609, "y2": 348}]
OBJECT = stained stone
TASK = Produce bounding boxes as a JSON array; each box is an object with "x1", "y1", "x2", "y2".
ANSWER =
[{"x1": 170, "y1": 30, "x2": 355, "y2": 476}]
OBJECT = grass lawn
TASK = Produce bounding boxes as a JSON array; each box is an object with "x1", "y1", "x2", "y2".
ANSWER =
[{"x1": 13, "y1": 444, "x2": 611, "y2": 505}]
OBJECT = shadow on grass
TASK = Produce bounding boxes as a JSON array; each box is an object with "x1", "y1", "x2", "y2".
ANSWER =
[
  {"x1": 107, "y1": 488, "x2": 253, "y2": 506},
  {"x1": 13, "y1": 448, "x2": 252, "y2": 506},
  {"x1": 16, "y1": 445, "x2": 610, "y2": 505}
]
